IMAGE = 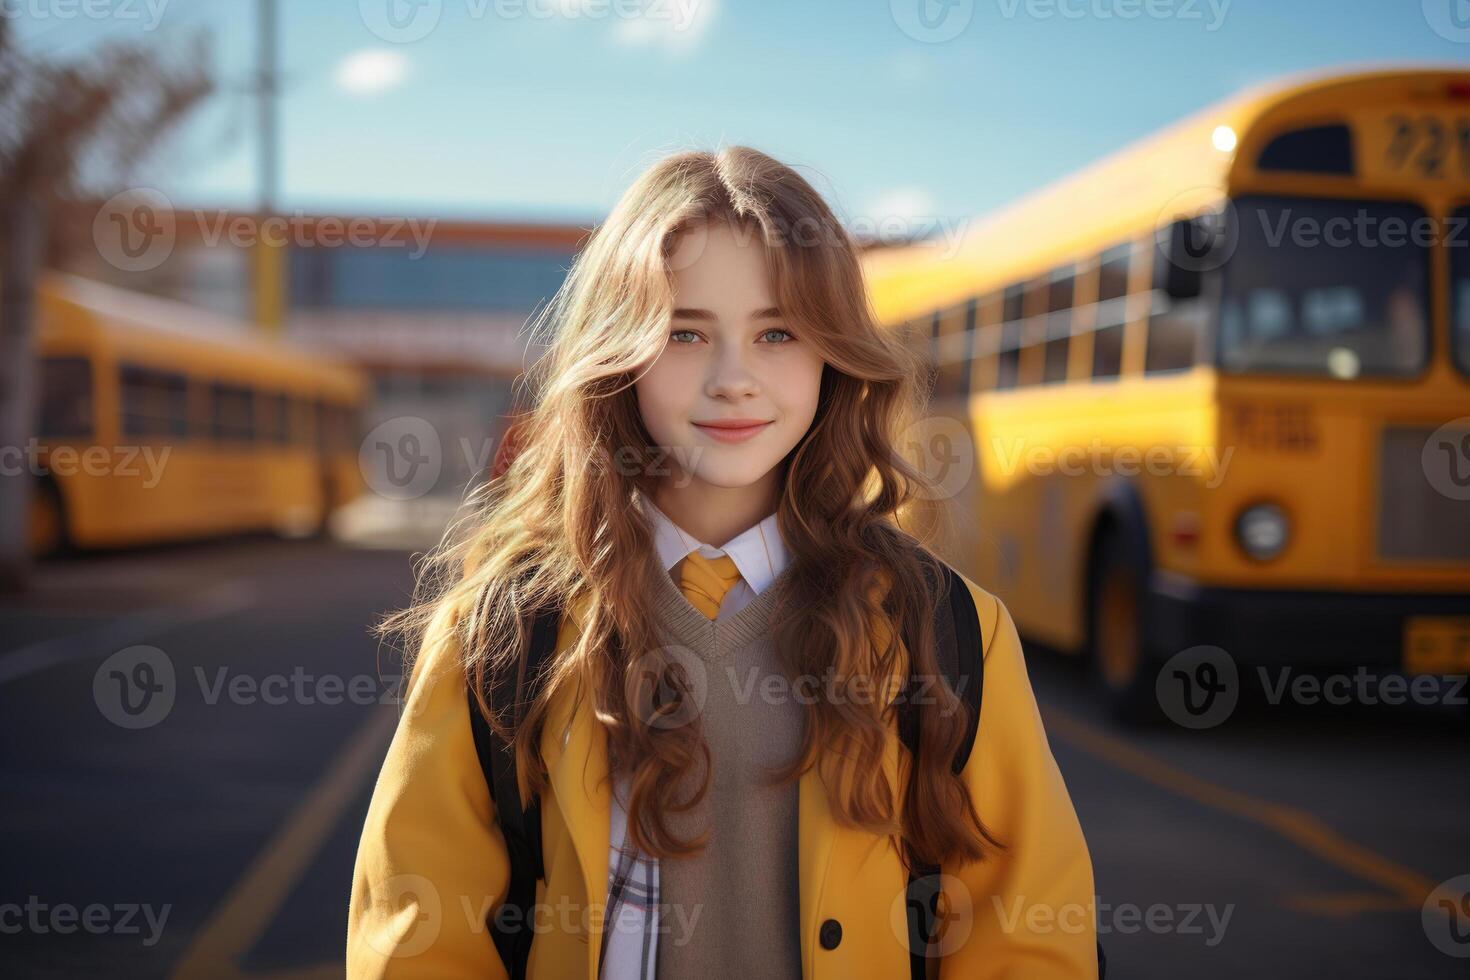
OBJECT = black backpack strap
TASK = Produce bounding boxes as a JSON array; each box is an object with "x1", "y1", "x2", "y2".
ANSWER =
[
  {"x1": 467, "y1": 601, "x2": 562, "y2": 980},
  {"x1": 901, "y1": 560, "x2": 983, "y2": 980}
]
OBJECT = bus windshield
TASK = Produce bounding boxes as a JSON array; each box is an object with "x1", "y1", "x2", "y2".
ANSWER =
[{"x1": 1216, "y1": 195, "x2": 1429, "y2": 379}]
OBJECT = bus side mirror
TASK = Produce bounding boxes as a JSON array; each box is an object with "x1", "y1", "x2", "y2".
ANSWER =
[{"x1": 1155, "y1": 215, "x2": 1223, "y2": 300}]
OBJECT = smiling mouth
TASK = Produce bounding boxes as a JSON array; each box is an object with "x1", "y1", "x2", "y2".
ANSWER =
[{"x1": 691, "y1": 420, "x2": 773, "y2": 442}]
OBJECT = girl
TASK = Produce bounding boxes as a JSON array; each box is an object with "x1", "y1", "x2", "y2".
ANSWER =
[{"x1": 347, "y1": 146, "x2": 1097, "y2": 979}]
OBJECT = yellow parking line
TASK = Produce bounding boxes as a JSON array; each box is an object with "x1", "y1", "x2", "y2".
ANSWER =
[
  {"x1": 170, "y1": 709, "x2": 397, "y2": 980},
  {"x1": 1040, "y1": 705, "x2": 1441, "y2": 912}
]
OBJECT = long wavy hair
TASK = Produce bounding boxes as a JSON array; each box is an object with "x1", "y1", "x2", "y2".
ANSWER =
[{"x1": 380, "y1": 145, "x2": 999, "y2": 871}]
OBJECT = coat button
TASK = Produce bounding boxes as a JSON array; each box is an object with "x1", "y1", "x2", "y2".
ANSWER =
[{"x1": 819, "y1": 918, "x2": 842, "y2": 950}]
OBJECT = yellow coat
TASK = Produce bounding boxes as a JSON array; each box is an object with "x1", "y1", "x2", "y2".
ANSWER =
[{"x1": 347, "y1": 571, "x2": 1098, "y2": 979}]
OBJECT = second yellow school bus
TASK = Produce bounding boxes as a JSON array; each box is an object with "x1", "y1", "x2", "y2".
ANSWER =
[
  {"x1": 866, "y1": 65, "x2": 1470, "y2": 721},
  {"x1": 30, "y1": 273, "x2": 367, "y2": 557}
]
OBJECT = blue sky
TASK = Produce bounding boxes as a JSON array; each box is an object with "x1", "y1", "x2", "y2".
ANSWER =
[{"x1": 14, "y1": 0, "x2": 1470, "y2": 227}]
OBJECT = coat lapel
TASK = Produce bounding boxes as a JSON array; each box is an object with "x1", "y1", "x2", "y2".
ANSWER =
[{"x1": 540, "y1": 605, "x2": 612, "y2": 980}]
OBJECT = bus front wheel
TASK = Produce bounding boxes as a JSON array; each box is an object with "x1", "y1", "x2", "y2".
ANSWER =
[{"x1": 1087, "y1": 528, "x2": 1163, "y2": 724}]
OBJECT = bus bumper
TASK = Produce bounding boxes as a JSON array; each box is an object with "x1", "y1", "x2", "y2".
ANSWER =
[{"x1": 1149, "y1": 576, "x2": 1470, "y2": 668}]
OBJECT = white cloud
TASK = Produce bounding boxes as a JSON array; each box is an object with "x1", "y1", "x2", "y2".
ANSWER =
[
  {"x1": 864, "y1": 186, "x2": 939, "y2": 223},
  {"x1": 333, "y1": 49, "x2": 410, "y2": 96},
  {"x1": 611, "y1": 0, "x2": 717, "y2": 55}
]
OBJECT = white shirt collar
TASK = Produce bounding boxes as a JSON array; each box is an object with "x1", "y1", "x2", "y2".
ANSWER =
[{"x1": 635, "y1": 491, "x2": 789, "y2": 594}]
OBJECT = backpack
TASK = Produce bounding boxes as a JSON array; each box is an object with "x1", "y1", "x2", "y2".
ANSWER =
[{"x1": 466, "y1": 560, "x2": 1106, "y2": 980}]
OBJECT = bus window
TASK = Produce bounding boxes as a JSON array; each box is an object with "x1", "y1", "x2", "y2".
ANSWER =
[
  {"x1": 1043, "y1": 265, "x2": 1074, "y2": 384},
  {"x1": 935, "y1": 305, "x2": 974, "y2": 400},
  {"x1": 1217, "y1": 195, "x2": 1428, "y2": 379},
  {"x1": 39, "y1": 357, "x2": 93, "y2": 440},
  {"x1": 1147, "y1": 231, "x2": 1206, "y2": 374},
  {"x1": 264, "y1": 392, "x2": 292, "y2": 444},
  {"x1": 959, "y1": 297, "x2": 978, "y2": 400},
  {"x1": 1092, "y1": 244, "x2": 1129, "y2": 379},
  {"x1": 120, "y1": 364, "x2": 188, "y2": 439},
  {"x1": 996, "y1": 283, "x2": 1025, "y2": 390},
  {"x1": 210, "y1": 382, "x2": 256, "y2": 442},
  {"x1": 972, "y1": 292, "x2": 1001, "y2": 391},
  {"x1": 1453, "y1": 205, "x2": 1470, "y2": 379},
  {"x1": 929, "y1": 312, "x2": 950, "y2": 398}
]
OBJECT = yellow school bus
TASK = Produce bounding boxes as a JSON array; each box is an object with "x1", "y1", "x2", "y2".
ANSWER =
[
  {"x1": 866, "y1": 66, "x2": 1470, "y2": 720},
  {"x1": 30, "y1": 273, "x2": 367, "y2": 556}
]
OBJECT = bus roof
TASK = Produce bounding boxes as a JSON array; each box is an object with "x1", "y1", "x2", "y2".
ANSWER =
[
  {"x1": 37, "y1": 272, "x2": 368, "y2": 400},
  {"x1": 862, "y1": 63, "x2": 1470, "y2": 325}
]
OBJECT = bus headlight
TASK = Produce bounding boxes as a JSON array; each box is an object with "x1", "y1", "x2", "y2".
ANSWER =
[{"x1": 1235, "y1": 503, "x2": 1289, "y2": 561}]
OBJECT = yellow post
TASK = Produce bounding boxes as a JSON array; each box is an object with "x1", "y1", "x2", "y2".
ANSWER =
[{"x1": 253, "y1": 237, "x2": 284, "y2": 336}]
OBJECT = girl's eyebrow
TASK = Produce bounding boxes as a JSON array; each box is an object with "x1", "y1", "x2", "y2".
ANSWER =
[{"x1": 670, "y1": 306, "x2": 783, "y2": 321}]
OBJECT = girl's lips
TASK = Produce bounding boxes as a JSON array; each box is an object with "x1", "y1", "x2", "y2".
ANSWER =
[{"x1": 691, "y1": 421, "x2": 772, "y2": 444}]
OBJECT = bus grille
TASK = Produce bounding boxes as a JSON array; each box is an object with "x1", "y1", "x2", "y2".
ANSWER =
[{"x1": 1377, "y1": 426, "x2": 1470, "y2": 563}]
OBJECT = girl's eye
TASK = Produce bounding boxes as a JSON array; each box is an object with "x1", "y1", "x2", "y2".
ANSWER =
[
  {"x1": 760, "y1": 328, "x2": 795, "y2": 343},
  {"x1": 670, "y1": 329, "x2": 700, "y2": 344}
]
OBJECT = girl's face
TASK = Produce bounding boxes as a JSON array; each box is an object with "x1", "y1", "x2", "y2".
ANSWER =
[{"x1": 636, "y1": 218, "x2": 826, "y2": 496}]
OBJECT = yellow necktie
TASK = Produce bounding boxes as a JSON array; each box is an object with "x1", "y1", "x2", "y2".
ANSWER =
[{"x1": 675, "y1": 552, "x2": 743, "y2": 620}]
